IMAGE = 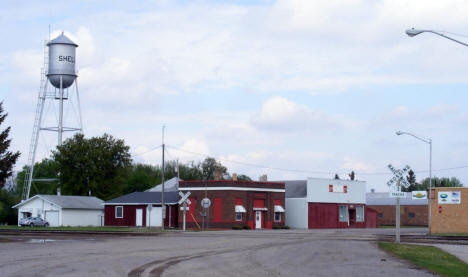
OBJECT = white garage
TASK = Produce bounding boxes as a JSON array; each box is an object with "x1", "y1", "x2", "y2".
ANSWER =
[{"x1": 13, "y1": 194, "x2": 104, "y2": 227}]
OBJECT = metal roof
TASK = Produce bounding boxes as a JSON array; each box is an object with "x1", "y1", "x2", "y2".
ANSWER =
[
  {"x1": 146, "y1": 177, "x2": 181, "y2": 192},
  {"x1": 13, "y1": 195, "x2": 103, "y2": 210},
  {"x1": 282, "y1": 180, "x2": 307, "y2": 198},
  {"x1": 366, "y1": 192, "x2": 427, "y2": 206},
  {"x1": 47, "y1": 33, "x2": 78, "y2": 46},
  {"x1": 105, "y1": 191, "x2": 179, "y2": 205}
]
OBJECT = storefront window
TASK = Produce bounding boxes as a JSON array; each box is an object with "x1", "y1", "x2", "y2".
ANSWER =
[
  {"x1": 339, "y1": 205, "x2": 348, "y2": 222},
  {"x1": 356, "y1": 206, "x2": 364, "y2": 222},
  {"x1": 274, "y1": 212, "x2": 281, "y2": 222},
  {"x1": 235, "y1": 212, "x2": 242, "y2": 221}
]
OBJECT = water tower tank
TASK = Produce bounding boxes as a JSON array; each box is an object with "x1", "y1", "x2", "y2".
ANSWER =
[{"x1": 47, "y1": 32, "x2": 78, "y2": 89}]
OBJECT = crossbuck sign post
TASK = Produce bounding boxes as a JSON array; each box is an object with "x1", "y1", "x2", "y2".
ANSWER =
[
  {"x1": 387, "y1": 164, "x2": 411, "y2": 243},
  {"x1": 178, "y1": 191, "x2": 191, "y2": 231}
]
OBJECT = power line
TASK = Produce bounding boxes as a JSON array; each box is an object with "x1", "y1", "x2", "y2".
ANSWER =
[{"x1": 133, "y1": 145, "x2": 162, "y2": 157}]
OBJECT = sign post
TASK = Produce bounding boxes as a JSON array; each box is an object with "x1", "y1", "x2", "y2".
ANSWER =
[
  {"x1": 201, "y1": 197, "x2": 211, "y2": 231},
  {"x1": 178, "y1": 191, "x2": 191, "y2": 231},
  {"x1": 387, "y1": 164, "x2": 411, "y2": 243}
]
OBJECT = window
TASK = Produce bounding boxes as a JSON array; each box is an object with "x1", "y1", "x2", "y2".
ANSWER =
[
  {"x1": 339, "y1": 205, "x2": 349, "y2": 222},
  {"x1": 235, "y1": 212, "x2": 242, "y2": 221},
  {"x1": 378, "y1": 213, "x2": 383, "y2": 218},
  {"x1": 115, "y1": 206, "x2": 123, "y2": 218},
  {"x1": 274, "y1": 212, "x2": 281, "y2": 222},
  {"x1": 356, "y1": 206, "x2": 364, "y2": 222},
  {"x1": 408, "y1": 212, "x2": 415, "y2": 218}
]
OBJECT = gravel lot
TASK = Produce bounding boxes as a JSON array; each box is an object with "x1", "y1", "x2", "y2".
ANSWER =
[{"x1": 0, "y1": 228, "x2": 434, "y2": 277}]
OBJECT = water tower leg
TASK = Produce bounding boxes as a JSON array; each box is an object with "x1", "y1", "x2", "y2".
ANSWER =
[
  {"x1": 58, "y1": 76, "x2": 63, "y2": 145},
  {"x1": 74, "y1": 79, "x2": 83, "y2": 133}
]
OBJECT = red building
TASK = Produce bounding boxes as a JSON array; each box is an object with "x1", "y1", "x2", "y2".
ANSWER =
[
  {"x1": 178, "y1": 180, "x2": 285, "y2": 229},
  {"x1": 104, "y1": 192, "x2": 178, "y2": 228}
]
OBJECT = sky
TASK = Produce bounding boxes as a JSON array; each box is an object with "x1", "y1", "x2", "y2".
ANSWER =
[{"x1": 1, "y1": 0, "x2": 468, "y2": 192}]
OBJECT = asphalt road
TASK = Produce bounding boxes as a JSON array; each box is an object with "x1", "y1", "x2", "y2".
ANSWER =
[{"x1": 0, "y1": 228, "x2": 435, "y2": 277}]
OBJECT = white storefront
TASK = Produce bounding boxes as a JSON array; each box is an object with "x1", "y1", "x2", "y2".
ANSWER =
[{"x1": 13, "y1": 194, "x2": 104, "y2": 227}]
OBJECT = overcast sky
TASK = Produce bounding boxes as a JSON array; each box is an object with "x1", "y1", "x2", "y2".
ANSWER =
[{"x1": 2, "y1": 0, "x2": 468, "y2": 192}]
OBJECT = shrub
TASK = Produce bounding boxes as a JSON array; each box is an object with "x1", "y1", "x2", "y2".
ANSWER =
[
  {"x1": 232, "y1": 225, "x2": 242, "y2": 230},
  {"x1": 272, "y1": 226, "x2": 281, "y2": 229},
  {"x1": 281, "y1": 226, "x2": 290, "y2": 229},
  {"x1": 242, "y1": 225, "x2": 251, "y2": 230}
]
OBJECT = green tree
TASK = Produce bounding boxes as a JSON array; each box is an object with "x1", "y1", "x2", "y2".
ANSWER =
[
  {"x1": 236, "y1": 174, "x2": 252, "y2": 181},
  {"x1": 334, "y1": 174, "x2": 340, "y2": 180},
  {"x1": 0, "y1": 189, "x2": 19, "y2": 224},
  {"x1": 0, "y1": 101, "x2": 20, "y2": 188},
  {"x1": 123, "y1": 163, "x2": 161, "y2": 194},
  {"x1": 420, "y1": 176, "x2": 463, "y2": 188},
  {"x1": 201, "y1": 157, "x2": 227, "y2": 180},
  {"x1": 15, "y1": 159, "x2": 59, "y2": 197},
  {"x1": 52, "y1": 133, "x2": 132, "y2": 200},
  {"x1": 348, "y1": 171, "x2": 355, "y2": 181}
]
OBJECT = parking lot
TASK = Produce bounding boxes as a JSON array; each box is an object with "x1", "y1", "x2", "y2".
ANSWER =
[{"x1": 0, "y1": 228, "x2": 435, "y2": 277}]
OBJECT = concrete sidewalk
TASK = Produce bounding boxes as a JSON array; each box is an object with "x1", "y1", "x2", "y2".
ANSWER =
[{"x1": 430, "y1": 244, "x2": 468, "y2": 264}]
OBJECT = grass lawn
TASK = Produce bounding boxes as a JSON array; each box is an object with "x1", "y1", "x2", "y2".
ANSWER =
[
  {"x1": 379, "y1": 242, "x2": 468, "y2": 277},
  {"x1": 0, "y1": 225, "x2": 167, "y2": 232},
  {"x1": 430, "y1": 233, "x2": 468, "y2": 237}
]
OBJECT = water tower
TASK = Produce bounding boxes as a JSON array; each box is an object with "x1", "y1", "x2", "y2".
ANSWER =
[{"x1": 22, "y1": 32, "x2": 83, "y2": 200}]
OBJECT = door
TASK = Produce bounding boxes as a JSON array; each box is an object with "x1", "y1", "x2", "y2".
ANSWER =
[
  {"x1": 255, "y1": 211, "x2": 262, "y2": 229},
  {"x1": 349, "y1": 209, "x2": 356, "y2": 227},
  {"x1": 136, "y1": 209, "x2": 143, "y2": 226}
]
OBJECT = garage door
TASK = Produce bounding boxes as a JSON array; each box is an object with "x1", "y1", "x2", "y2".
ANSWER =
[
  {"x1": 45, "y1": 211, "x2": 59, "y2": 227},
  {"x1": 147, "y1": 207, "x2": 162, "y2": 227}
]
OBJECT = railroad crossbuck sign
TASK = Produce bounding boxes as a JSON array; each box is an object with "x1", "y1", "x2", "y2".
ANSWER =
[
  {"x1": 178, "y1": 191, "x2": 191, "y2": 206},
  {"x1": 387, "y1": 164, "x2": 411, "y2": 190}
]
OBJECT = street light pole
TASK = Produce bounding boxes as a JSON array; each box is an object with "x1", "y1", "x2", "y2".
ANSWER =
[
  {"x1": 396, "y1": 131, "x2": 433, "y2": 233},
  {"x1": 406, "y1": 28, "x2": 468, "y2": 47}
]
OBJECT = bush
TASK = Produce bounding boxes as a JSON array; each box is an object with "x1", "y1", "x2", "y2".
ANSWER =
[
  {"x1": 242, "y1": 225, "x2": 251, "y2": 230},
  {"x1": 281, "y1": 226, "x2": 290, "y2": 229},
  {"x1": 272, "y1": 226, "x2": 281, "y2": 229},
  {"x1": 232, "y1": 225, "x2": 242, "y2": 230}
]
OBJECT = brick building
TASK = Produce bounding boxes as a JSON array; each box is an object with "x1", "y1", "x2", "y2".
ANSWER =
[
  {"x1": 366, "y1": 192, "x2": 428, "y2": 226},
  {"x1": 430, "y1": 187, "x2": 468, "y2": 233},
  {"x1": 178, "y1": 180, "x2": 285, "y2": 229}
]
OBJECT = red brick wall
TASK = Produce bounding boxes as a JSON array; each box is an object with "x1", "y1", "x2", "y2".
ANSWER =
[{"x1": 368, "y1": 205, "x2": 428, "y2": 226}]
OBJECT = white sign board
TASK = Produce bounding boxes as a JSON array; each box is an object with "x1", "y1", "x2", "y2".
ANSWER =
[
  {"x1": 390, "y1": 191, "x2": 406, "y2": 198},
  {"x1": 411, "y1": 191, "x2": 427, "y2": 200},
  {"x1": 201, "y1": 198, "x2": 211, "y2": 208},
  {"x1": 438, "y1": 191, "x2": 461, "y2": 204}
]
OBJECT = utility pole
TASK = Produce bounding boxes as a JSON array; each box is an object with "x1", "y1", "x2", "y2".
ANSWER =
[
  {"x1": 396, "y1": 179, "x2": 401, "y2": 243},
  {"x1": 161, "y1": 125, "x2": 165, "y2": 230}
]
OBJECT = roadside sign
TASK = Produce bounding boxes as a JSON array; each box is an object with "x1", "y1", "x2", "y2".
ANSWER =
[
  {"x1": 178, "y1": 191, "x2": 191, "y2": 205},
  {"x1": 180, "y1": 207, "x2": 190, "y2": 211},
  {"x1": 201, "y1": 198, "x2": 211, "y2": 208},
  {"x1": 411, "y1": 191, "x2": 427, "y2": 200},
  {"x1": 389, "y1": 191, "x2": 406, "y2": 198}
]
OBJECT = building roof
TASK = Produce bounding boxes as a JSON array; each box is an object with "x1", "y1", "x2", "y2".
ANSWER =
[
  {"x1": 282, "y1": 180, "x2": 307, "y2": 198},
  {"x1": 366, "y1": 192, "x2": 428, "y2": 206},
  {"x1": 146, "y1": 177, "x2": 181, "y2": 192},
  {"x1": 105, "y1": 191, "x2": 179, "y2": 205},
  {"x1": 13, "y1": 195, "x2": 103, "y2": 210},
  {"x1": 47, "y1": 33, "x2": 78, "y2": 46}
]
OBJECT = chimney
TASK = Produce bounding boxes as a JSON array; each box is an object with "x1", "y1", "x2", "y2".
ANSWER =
[
  {"x1": 232, "y1": 173, "x2": 238, "y2": 181},
  {"x1": 213, "y1": 169, "x2": 223, "y2": 180},
  {"x1": 259, "y1": 174, "x2": 267, "y2": 181},
  {"x1": 57, "y1": 188, "x2": 61, "y2": 196}
]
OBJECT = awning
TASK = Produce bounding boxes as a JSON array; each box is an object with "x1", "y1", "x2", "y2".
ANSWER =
[
  {"x1": 274, "y1": 205, "x2": 285, "y2": 213},
  {"x1": 235, "y1": 205, "x2": 247, "y2": 213}
]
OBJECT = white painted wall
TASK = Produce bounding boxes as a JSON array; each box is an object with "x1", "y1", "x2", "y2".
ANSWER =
[
  {"x1": 307, "y1": 178, "x2": 366, "y2": 204},
  {"x1": 17, "y1": 197, "x2": 61, "y2": 226},
  {"x1": 146, "y1": 206, "x2": 162, "y2": 227},
  {"x1": 285, "y1": 198, "x2": 308, "y2": 229},
  {"x1": 61, "y1": 209, "x2": 103, "y2": 227}
]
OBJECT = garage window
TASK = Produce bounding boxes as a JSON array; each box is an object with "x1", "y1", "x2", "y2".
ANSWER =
[
  {"x1": 356, "y1": 206, "x2": 365, "y2": 222},
  {"x1": 378, "y1": 213, "x2": 383, "y2": 218},
  {"x1": 409, "y1": 212, "x2": 415, "y2": 218},
  {"x1": 115, "y1": 206, "x2": 123, "y2": 218},
  {"x1": 339, "y1": 205, "x2": 348, "y2": 222}
]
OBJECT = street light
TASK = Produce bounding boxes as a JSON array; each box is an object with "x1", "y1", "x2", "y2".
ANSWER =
[
  {"x1": 406, "y1": 28, "x2": 468, "y2": 47},
  {"x1": 396, "y1": 131, "x2": 432, "y2": 233}
]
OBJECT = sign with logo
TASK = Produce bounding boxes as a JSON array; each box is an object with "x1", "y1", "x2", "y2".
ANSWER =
[
  {"x1": 389, "y1": 191, "x2": 406, "y2": 198},
  {"x1": 438, "y1": 191, "x2": 461, "y2": 204},
  {"x1": 411, "y1": 191, "x2": 427, "y2": 200}
]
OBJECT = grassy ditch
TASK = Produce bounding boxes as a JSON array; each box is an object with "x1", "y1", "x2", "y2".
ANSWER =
[{"x1": 379, "y1": 242, "x2": 468, "y2": 277}]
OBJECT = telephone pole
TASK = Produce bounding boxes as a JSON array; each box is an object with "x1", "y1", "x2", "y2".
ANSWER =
[{"x1": 161, "y1": 125, "x2": 165, "y2": 230}]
